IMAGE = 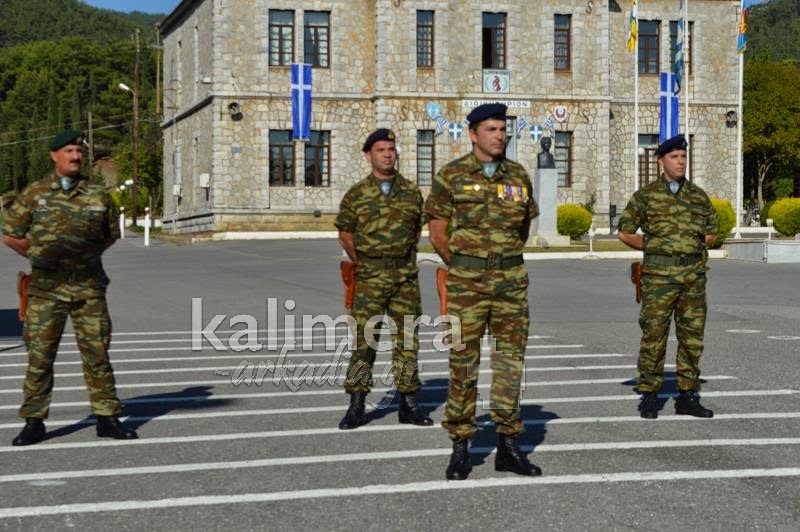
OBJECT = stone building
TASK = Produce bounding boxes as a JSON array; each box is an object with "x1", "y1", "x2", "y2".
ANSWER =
[{"x1": 160, "y1": 0, "x2": 742, "y2": 233}]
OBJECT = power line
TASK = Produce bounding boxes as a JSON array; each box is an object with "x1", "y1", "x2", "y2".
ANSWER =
[{"x1": 0, "y1": 123, "x2": 129, "y2": 148}]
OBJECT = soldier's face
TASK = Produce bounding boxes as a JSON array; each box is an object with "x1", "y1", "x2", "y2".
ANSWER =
[
  {"x1": 50, "y1": 144, "x2": 83, "y2": 178},
  {"x1": 659, "y1": 150, "x2": 687, "y2": 181},
  {"x1": 469, "y1": 119, "x2": 507, "y2": 161},
  {"x1": 365, "y1": 141, "x2": 397, "y2": 176}
]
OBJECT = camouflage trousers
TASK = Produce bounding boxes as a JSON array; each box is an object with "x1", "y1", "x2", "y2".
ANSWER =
[
  {"x1": 20, "y1": 295, "x2": 121, "y2": 419},
  {"x1": 442, "y1": 268, "x2": 529, "y2": 441},
  {"x1": 638, "y1": 272, "x2": 707, "y2": 393},
  {"x1": 344, "y1": 271, "x2": 422, "y2": 394}
]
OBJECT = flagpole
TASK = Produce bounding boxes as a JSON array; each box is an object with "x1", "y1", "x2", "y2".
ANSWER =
[
  {"x1": 634, "y1": 5, "x2": 639, "y2": 192},
  {"x1": 734, "y1": 0, "x2": 745, "y2": 238},
  {"x1": 684, "y1": 0, "x2": 690, "y2": 181}
]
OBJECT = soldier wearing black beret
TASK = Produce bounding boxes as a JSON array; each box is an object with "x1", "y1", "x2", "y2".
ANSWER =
[
  {"x1": 425, "y1": 103, "x2": 541, "y2": 480},
  {"x1": 334, "y1": 128, "x2": 432, "y2": 430},
  {"x1": 618, "y1": 133, "x2": 719, "y2": 420}
]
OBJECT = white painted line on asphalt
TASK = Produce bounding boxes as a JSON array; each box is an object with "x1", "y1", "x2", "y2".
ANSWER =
[
  {"x1": 1, "y1": 467, "x2": 799, "y2": 517},
  {"x1": 0, "y1": 362, "x2": 652, "y2": 383},
  {"x1": 725, "y1": 329, "x2": 761, "y2": 334},
  {"x1": 767, "y1": 336, "x2": 800, "y2": 341},
  {"x1": 1, "y1": 412, "x2": 798, "y2": 452},
  {"x1": 0, "y1": 388, "x2": 793, "y2": 424},
  {"x1": 0, "y1": 341, "x2": 581, "y2": 358},
  {"x1": 0, "y1": 343, "x2": 586, "y2": 365},
  {"x1": 2, "y1": 437, "x2": 798, "y2": 484},
  {"x1": 0, "y1": 374, "x2": 737, "y2": 398}
]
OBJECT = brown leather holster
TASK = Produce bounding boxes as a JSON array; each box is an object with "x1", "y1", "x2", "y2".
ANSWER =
[
  {"x1": 340, "y1": 261, "x2": 356, "y2": 310},
  {"x1": 436, "y1": 267, "x2": 448, "y2": 317},
  {"x1": 630, "y1": 261, "x2": 643, "y2": 304},
  {"x1": 17, "y1": 271, "x2": 30, "y2": 322}
]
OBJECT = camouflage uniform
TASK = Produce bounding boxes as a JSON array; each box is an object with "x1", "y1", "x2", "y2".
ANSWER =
[
  {"x1": 335, "y1": 173, "x2": 424, "y2": 394},
  {"x1": 618, "y1": 176, "x2": 718, "y2": 393},
  {"x1": 425, "y1": 153, "x2": 539, "y2": 441},
  {"x1": 2, "y1": 174, "x2": 122, "y2": 419}
]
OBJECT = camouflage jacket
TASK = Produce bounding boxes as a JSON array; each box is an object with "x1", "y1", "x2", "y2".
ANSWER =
[
  {"x1": 2, "y1": 174, "x2": 119, "y2": 301},
  {"x1": 618, "y1": 175, "x2": 718, "y2": 275},
  {"x1": 335, "y1": 172, "x2": 423, "y2": 277},
  {"x1": 424, "y1": 153, "x2": 539, "y2": 263}
]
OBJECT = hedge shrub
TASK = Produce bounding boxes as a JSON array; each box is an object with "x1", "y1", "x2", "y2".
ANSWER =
[
  {"x1": 557, "y1": 204, "x2": 593, "y2": 240},
  {"x1": 769, "y1": 197, "x2": 800, "y2": 236},
  {"x1": 709, "y1": 198, "x2": 735, "y2": 249}
]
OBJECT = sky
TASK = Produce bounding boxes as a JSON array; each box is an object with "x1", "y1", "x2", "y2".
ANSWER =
[
  {"x1": 82, "y1": 0, "x2": 769, "y2": 15},
  {"x1": 81, "y1": 1, "x2": 181, "y2": 15}
]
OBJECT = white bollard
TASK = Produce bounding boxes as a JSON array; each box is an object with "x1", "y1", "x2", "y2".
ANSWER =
[
  {"x1": 119, "y1": 208, "x2": 125, "y2": 239},
  {"x1": 144, "y1": 207, "x2": 151, "y2": 247},
  {"x1": 767, "y1": 218, "x2": 773, "y2": 241}
]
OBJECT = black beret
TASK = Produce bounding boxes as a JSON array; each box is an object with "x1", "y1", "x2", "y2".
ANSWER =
[
  {"x1": 655, "y1": 135, "x2": 687, "y2": 157},
  {"x1": 466, "y1": 103, "x2": 507, "y2": 127},
  {"x1": 362, "y1": 128, "x2": 396, "y2": 152},
  {"x1": 49, "y1": 129, "x2": 84, "y2": 151}
]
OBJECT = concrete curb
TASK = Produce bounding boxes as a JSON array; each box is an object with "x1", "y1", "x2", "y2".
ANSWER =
[{"x1": 418, "y1": 250, "x2": 726, "y2": 263}]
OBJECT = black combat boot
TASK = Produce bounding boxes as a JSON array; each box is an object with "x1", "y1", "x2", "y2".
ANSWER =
[
  {"x1": 96, "y1": 415, "x2": 138, "y2": 439},
  {"x1": 338, "y1": 392, "x2": 367, "y2": 430},
  {"x1": 445, "y1": 439, "x2": 472, "y2": 480},
  {"x1": 639, "y1": 392, "x2": 659, "y2": 419},
  {"x1": 398, "y1": 393, "x2": 433, "y2": 426},
  {"x1": 495, "y1": 435, "x2": 542, "y2": 476},
  {"x1": 675, "y1": 390, "x2": 714, "y2": 418},
  {"x1": 11, "y1": 418, "x2": 46, "y2": 446}
]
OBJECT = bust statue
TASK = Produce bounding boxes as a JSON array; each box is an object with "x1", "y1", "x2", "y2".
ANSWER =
[{"x1": 538, "y1": 137, "x2": 556, "y2": 169}]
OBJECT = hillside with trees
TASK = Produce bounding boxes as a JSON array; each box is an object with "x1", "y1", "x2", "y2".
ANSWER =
[
  {"x1": 744, "y1": 0, "x2": 800, "y2": 207},
  {"x1": 0, "y1": 0, "x2": 164, "y2": 212}
]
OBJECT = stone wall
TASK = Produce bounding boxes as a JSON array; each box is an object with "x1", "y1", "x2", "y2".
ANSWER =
[{"x1": 161, "y1": 0, "x2": 741, "y2": 233}]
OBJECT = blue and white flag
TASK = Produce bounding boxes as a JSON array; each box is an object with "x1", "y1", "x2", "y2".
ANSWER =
[
  {"x1": 291, "y1": 63, "x2": 312, "y2": 141},
  {"x1": 672, "y1": 0, "x2": 685, "y2": 94},
  {"x1": 449, "y1": 122, "x2": 463, "y2": 141},
  {"x1": 435, "y1": 116, "x2": 448, "y2": 136},
  {"x1": 515, "y1": 117, "x2": 529, "y2": 139},
  {"x1": 543, "y1": 116, "x2": 555, "y2": 138},
  {"x1": 659, "y1": 72, "x2": 680, "y2": 143},
  {"x1": 529, "y1": 124, "x2": 543, "y2": 143}
]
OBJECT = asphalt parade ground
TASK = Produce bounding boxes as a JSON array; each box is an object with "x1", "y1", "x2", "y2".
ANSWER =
[{"x1": 0, "y1": 237, "x2": 798, "y2": 531}]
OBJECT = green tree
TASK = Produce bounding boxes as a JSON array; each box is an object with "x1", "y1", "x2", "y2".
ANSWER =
[{"x1": 743, "y1": 61, "x2": 800, "y2": 207}]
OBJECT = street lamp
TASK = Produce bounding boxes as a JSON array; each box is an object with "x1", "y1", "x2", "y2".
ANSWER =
[{"x1": 118, "y1": 82, "x2": 139, "y2": 225}]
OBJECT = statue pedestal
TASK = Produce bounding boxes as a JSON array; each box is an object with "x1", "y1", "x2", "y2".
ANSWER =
[{"x1": 529, "y1": 167, "x2": 571, "y2": 247}]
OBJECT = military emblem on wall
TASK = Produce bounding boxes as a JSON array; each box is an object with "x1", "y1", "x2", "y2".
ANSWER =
[{"x1": 554, "y1": 105, "x2": 569, "y2": 123}]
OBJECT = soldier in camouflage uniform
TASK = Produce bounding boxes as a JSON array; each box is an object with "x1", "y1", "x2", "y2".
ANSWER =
[
  {"x1": 2, "y1": 129, "x2": 138, "y2": 445},
  {"x1": 334, "y1": 128, "x2": 433, "y2": 430},
  {"x1": 425, "y1": 104, "x2": 541, "y2": 480},
  {"x1": 618, "y1": 135, "x2": 718, "y2": 420}
]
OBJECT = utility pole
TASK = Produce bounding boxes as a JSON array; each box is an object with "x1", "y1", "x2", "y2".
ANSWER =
[
  {"x1": 132, "y1": 28, "x2": 141, "y2": 225},
  {"x1": 153, "y1": 23, "x2": 162, "y2": 116},
  {"x1": 87, "y1": 110, "x2": 94, "y2": 179}
]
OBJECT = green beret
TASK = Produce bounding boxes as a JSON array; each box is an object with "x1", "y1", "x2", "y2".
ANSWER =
[
  {"x1": 362, "y1": 128, "x2": 396, "y2": 152},
  {"x1": 49, "y1": 129, "x2": 84, "y2": 151}
]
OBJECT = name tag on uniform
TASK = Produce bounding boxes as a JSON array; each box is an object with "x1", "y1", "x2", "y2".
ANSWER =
[
  {"x1": 497, "y1": 184, "x2": 527, "y2": 202},
  {"x1": 87, "y1": 206, "x2": 106, "y2": 212}
]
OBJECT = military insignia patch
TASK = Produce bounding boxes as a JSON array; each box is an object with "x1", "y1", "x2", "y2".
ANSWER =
[{"x1": 497, "y1": 184, "x2": 528, "y2": 202}]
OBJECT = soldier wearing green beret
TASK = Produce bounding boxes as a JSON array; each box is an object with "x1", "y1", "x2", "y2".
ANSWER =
[
  {"x1": 334, "y1": 128, "x2": 433, "y2": 430},
  {"x1": 425, "y1": 103, "x2": 541, "y2": 480},
  {"x1": 2, "y1": 129, "x2": 138, "y2": 445},
  {"x1": 618, "y1": 134, "x2": 718, "y2": 420}
]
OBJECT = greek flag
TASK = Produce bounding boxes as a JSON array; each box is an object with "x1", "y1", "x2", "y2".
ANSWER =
[
  {"x1": 515, "y1": 117, "x2": 529, "y2": 139},
  {"x1": 673, "y1": 1, "x2": 685, "y2": 94},
  {"x1": 659, "y1": 72, "x2": 680, "y2": 144},
  {"x1": 435, "y1": 116, "x2": 448, "y2": 136},
  {"x1": 544, "y1": 116, "x2": 555, "y2": 138},
  {"x1": 291, "y1": 63, "x2": 312, "y2": 141}
]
